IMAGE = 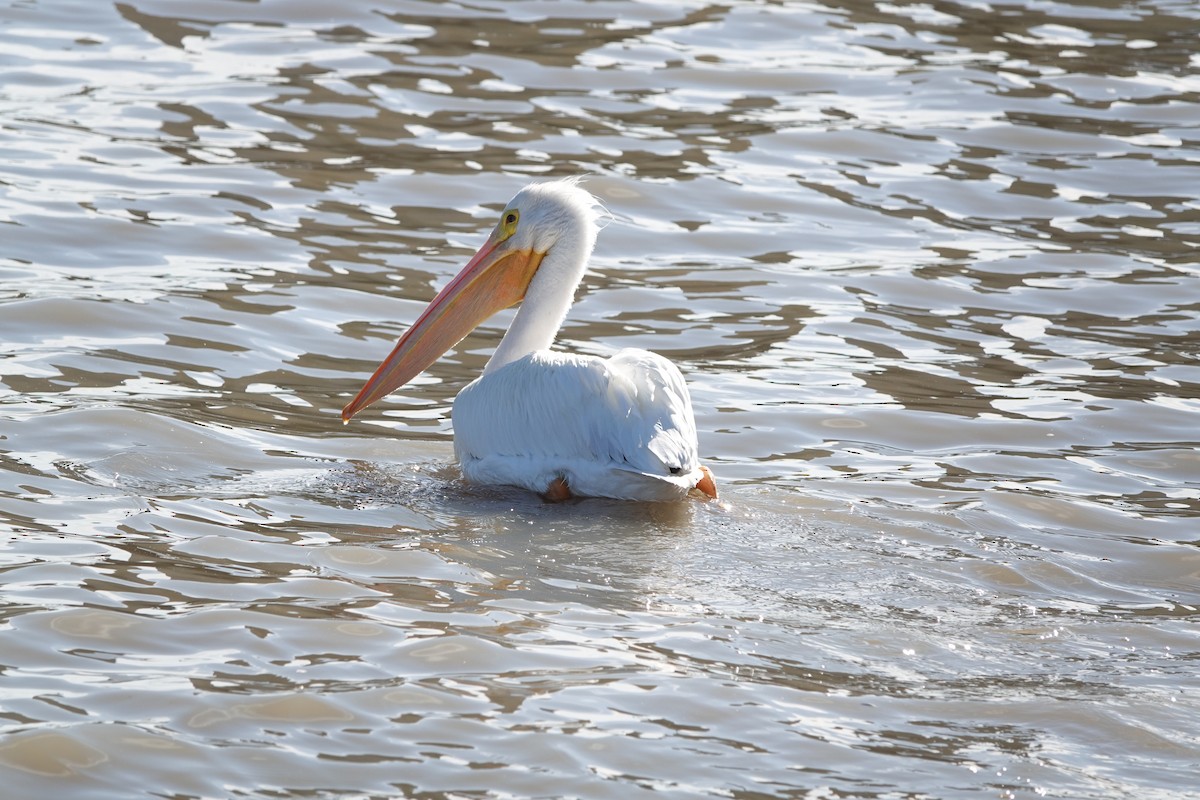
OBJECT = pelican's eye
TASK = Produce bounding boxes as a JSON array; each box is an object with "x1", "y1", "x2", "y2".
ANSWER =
[{"x1": 498, "y1": 209, "x2": 519, "y2": 241}]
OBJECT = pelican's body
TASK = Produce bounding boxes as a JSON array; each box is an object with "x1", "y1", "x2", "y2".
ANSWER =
[
  {"x1": 342, "y1": 179, "x2": 715, "y2": 502},
  {"x1": 455, "y1": 349, "x2": 704, "y2": 501}
]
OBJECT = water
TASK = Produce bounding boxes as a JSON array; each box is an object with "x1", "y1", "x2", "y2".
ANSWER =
[{"x1": 2, "y1": 0, "x2": 1198, "y2": 797}]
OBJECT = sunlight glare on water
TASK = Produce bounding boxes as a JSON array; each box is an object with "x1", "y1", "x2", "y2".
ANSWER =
[{"x1": 1, "y1": 0, "x2": 1199, "y2": 798}]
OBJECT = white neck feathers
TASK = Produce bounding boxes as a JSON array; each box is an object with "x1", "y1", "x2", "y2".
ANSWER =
[{"x1": 484, "y1": 181, "x2": 600, "y2": 374}]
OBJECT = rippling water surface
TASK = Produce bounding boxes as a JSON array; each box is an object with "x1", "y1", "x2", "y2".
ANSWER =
[{"x1": 2, "y1": 1, "x2": 1199, "y2": 797}]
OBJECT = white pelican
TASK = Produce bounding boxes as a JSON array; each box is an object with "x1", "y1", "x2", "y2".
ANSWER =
[{"x1": 342, "y1": 179, "x2": 716, "y2": 502}]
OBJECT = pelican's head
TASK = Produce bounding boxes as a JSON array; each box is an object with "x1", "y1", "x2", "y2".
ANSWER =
[
  {"x1": 341, "y1": 178, "x2": 601, "y2": 422},
  {"x1": 496, "y1": 178, "x2": 603, "y2": 257}
]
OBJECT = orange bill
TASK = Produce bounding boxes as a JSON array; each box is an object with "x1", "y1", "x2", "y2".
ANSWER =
[{"x1": 342, "y1": 231, "x2": 544, "y2": 422}]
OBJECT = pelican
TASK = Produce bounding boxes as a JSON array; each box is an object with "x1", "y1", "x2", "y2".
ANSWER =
[{"x1": 341, "y1": 179, "x2": 716, "y2": 502}]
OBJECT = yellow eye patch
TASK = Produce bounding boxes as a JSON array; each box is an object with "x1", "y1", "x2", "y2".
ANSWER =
[{"x1": 498, "y1": 209, "x2": 519, "y2": 240}]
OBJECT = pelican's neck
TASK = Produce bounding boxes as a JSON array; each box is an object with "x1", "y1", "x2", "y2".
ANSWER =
[{"x1": 483, "y1": 214, "x2": 595, "y2": 375}]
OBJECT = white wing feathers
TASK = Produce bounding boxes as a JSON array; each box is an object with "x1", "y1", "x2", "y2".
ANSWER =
[
  {"x1": 606, "y1": 349, "x2": 698, "y2": 475},
  {"x1": 452, "y1": 349, "x2": 701, "y2": 498}
]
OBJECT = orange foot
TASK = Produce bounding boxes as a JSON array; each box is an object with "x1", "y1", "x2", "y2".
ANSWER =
[
  {"x1": 694, "y1": 465, "x2": 717, "y2": 500},
  {"x1": 543, "y1": 476, "x2": 572, "y2": 502}
]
